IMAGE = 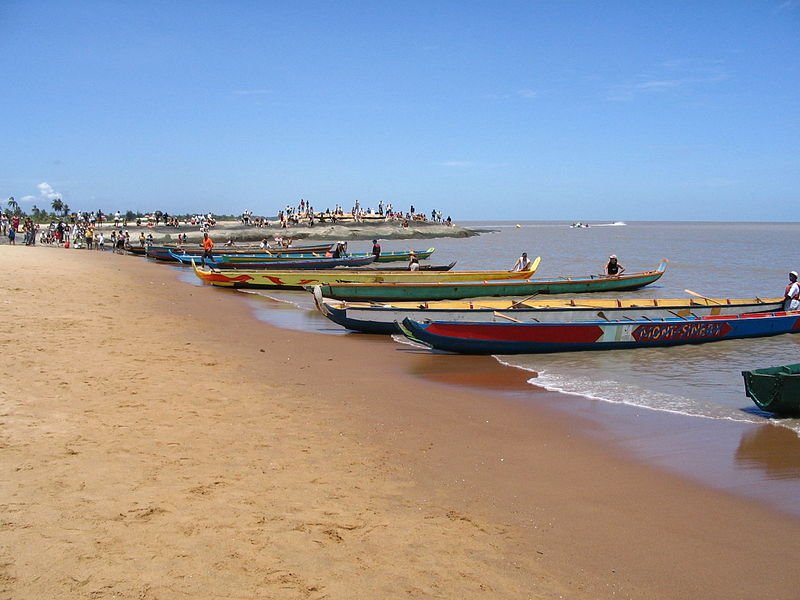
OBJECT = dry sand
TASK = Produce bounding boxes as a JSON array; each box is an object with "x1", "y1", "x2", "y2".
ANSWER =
[{"x1": 2, "y1": 245, "x2": 800, "y2": 599}]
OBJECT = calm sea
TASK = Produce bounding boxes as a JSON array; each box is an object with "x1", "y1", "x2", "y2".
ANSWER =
[{"x1": 180, "y1": 221, "x2": 800, "y2": 434}]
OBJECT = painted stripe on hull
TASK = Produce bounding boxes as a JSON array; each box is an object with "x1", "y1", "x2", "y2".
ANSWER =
[{"x1": 402, "y1": 313, "x2": 800, "y2": 354}]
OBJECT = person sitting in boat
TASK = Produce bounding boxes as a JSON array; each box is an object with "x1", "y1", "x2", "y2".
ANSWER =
[
  {"x1": 330, "y1": 241, "x2": 347, "y2": 259},
  {"x1": 605, "y1": 255, "x2": 625, "y2": 276},
  {"x1": 784, "y1": 271, "x2": 800, "y2": 311},
  {"x1": 511, "y1": 252, "x2": 532, "y2": 272},
  {"x1": 408, "y1": 253, "x2": 420, "y2": 271}
]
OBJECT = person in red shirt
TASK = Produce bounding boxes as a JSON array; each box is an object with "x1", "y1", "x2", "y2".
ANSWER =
[{"x1": 201, "y1": 232, "x2": 214, "y2": 266}]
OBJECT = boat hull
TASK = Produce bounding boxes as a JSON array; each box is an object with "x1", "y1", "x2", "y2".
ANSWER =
[
  {"x1": 313, "y1": 261, "x2": 667, "y2": 301},
  {"x1": 191, "y1": 257, "x2": 540, "y2": 290},
  {"x1": 401, "y1": 311, "x2": 800, "y2": 354},
  {"x1": 174, "y1": 252, "x2": 376, "y2": 269},
  {"x1": 742, "y1": 363, "x2": 800, "y2": 416},
  {"x1": 313, "y1": 292, "x2": 784, "y2": 334}
]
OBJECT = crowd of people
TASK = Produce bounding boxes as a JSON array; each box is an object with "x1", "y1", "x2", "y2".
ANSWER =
[{"x1": 274, "y1": 199, "x2": 453, "y2": 229}]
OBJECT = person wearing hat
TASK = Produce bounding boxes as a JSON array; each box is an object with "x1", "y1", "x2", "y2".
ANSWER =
[
  {"x1": 511, "y1": 252, "x2": 532, "y2": 272},
  {"x1": 408, "y1": 252, "x2": 420, "y2": 271},
  {"x1": 605, "y1": 254, "x2": 625, "y2": 276},
  {"x1": 784, "y1": 271, "x2": 800, "y2": 311},
  {"x1": 371, "y1": 239, "x2": 381, "y2": 259}
]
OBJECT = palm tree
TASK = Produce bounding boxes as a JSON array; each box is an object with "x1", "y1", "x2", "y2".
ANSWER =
[
  {"x1": 62, "y1": 203, "x2": 70, "y2": 217},
  {"x1": 7, "y1": 197, "x2": 18, "y2": 214},
  {"x1": 51, "y1": 198, "x2": 63, "y2": 214}
]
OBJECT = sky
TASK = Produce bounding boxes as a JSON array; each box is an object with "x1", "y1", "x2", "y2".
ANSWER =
[{"x1": 1, "y1": 1, "x2": 799, "y2": 221}]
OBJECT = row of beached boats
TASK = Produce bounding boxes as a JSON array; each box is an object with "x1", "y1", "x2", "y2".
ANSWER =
[{"x1": 128, "y1": 242, "x2": 799, "y2": 416}]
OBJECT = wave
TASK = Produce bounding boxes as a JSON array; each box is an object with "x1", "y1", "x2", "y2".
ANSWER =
[{"x1": 492, "y1": 356, "x2": 800, "y2": 435}]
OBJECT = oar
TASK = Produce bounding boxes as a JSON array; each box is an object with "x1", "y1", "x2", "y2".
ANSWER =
[
  {"x1": 684, "y1": 289, "x2": 723, "y2": 305},
  {"x1": 494, "y1": 311, "x2": 523, "y2": 323},
  {"x1": 511, "y1": 292, "x2": 541, "y2": 308}
]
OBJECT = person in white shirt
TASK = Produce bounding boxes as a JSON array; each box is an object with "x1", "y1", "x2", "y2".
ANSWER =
[
  {"x1": 511, "y1": 252, "x2": 532, "y2": 272},
  {"x1": 784, "y1": 271, "x2": 800, "y2": 311}
]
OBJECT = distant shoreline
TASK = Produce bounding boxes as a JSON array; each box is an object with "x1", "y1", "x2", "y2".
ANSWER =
[{"x1": 92, "y1": 219, "x2": 480, "y2": 244}]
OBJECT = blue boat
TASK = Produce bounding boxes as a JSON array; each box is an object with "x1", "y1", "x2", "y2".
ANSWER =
[
  {"x1": 169, "y1": 251, "x2": 376, "y2": 269},
  {"x1": 399, "y1": 311, "x2": 800, "y2": 355}
]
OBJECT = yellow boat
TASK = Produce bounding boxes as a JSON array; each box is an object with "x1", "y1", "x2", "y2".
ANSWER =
[{"x1": 191, "y1": 256, "x2": 541, "y2": 289}]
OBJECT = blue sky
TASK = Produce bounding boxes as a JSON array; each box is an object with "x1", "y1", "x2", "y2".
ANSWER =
[{"x1": 1, "y1": 1, "x2": 798, "y2": 221}]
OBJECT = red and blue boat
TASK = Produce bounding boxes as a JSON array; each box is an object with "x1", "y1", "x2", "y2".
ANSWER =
[{"x1": 399, "y1": 311, "x2": 800, "y2": 355}]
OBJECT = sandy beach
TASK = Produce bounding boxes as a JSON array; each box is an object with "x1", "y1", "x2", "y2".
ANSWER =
[{"x1": 3, "y1": 245, "x2": 800, "y2": 599}]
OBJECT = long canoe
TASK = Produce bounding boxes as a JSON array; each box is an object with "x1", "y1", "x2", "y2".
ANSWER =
[
  {"x1": 312, "y1": 289, "x2": 784, "y2": 334},
  {"x1": 217, "y1": 248, "x2": 436, "y2": 264},
  {"x1": 742, "y1": 363, "x2": 800, "y2": 416},
  {"x1": 311, "y1": 260, "x2": 668, "y2": 302},
  {"x1": 400, "y1": 310, "x2": 800, "y2": 355},
  {"x1": 360, "y1": 261, "x2": 456, "y2": 272},
  {"x1": 191, "y1": 257, "x2": 541, "y2": 290},
  {"x1": 170, "y1": 251, "x2": 376, "y2": 269},
  {"x1": 146, "y1": 243, "x2": 334, "y2": 262}
]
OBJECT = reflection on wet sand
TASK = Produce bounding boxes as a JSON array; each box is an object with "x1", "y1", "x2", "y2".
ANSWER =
[
  {"x1": 736, "y1": 424, "x2": 800, "y2": 479},
  {"x1": 405, "y1": 352, "x2": 534, "y2": 393}
]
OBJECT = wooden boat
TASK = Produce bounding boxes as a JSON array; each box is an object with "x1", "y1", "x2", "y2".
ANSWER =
[
  {"x1": 191, "y1": 257, "x2": 541, "y2": 290},
  {"x1": 169, "y1": 251, "x2": 376, "y2": 269},
  {"x1": 216, "y1": 247, "x2": 436, "y2": 264},
  {"x1": 312, "y1": 260, "x2": 668, "y2": 302},
  {"x1": 372, "y1": 248, "x2": 435, "y2": 263},
  {"x1": 312, "y1": 290, "x2": 784, "y2": 334},
  {"x1": 742, "y1": 364, "x2": 800, "y2": 416},
  {"x1": 400, "y1": 310, "x2": 800, "y2": 355},
  {"x1": 360, "y1": 261, "x2": 456, "y2": 272},
  {"x1": 146, "y1": 242, "x2": 334, "y2": 262}
]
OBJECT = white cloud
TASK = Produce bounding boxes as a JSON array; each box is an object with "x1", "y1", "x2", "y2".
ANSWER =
[
  {"x1": 517, "y1": 89, "x2": 539, "y2": 99},
  {"x1": 606, "y1": 59, "x2": 729, "y2": 101},
  {"x1": 37, "y1": 182, "x2": 61, "y2": 200}
]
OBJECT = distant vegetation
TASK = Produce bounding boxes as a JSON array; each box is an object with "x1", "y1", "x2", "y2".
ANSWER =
[{"x1": 2, "y1": 197, "x2": 243, "y2": 224}]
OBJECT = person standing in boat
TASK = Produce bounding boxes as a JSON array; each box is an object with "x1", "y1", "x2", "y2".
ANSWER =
[
  {"x1": 605, "y1": 255, "x2": 625, "y2": 276},
  {"x1": 372, "y1": 239, "x2": 381, "y2": 259},
  {"x1": 201, "y1": 232, "x2": 214, "y2": 267},
  {"x1": 511, "y1": 252, "x2": 532, "y2": 272},
  {"x1": 784, "y1": 271, "x2": 800, "y2": 311}
]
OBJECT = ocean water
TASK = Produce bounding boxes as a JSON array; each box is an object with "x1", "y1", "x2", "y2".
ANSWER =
[{"x1": 187, "y1": 221, "x2": 800, "y2": 437}]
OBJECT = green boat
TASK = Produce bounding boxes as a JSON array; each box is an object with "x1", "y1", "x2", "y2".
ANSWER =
[
  {"x1": 742, "y1": 363, "x2": 800, "y2": 416},
  {"x1": 311, "y1": 260, "x2": 668, "y2": 301}
]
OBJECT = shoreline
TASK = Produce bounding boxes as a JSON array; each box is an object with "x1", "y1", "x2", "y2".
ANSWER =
[
  {"x1": 45, "y1": 219, "x2": 481, "y2": 244},
  {"x1": 3, "y1": 245, "x2": 800, "y2": 598},
  {"x1": 242, "y1": 287, "x2": 800, "y2": 519}
]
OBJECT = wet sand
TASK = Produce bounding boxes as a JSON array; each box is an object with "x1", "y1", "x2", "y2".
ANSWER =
[{"x1": 2, "y1": 245, "x2": 800, "y2": 599}]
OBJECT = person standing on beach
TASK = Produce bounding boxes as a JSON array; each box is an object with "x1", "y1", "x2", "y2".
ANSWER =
[
  {"x1": 372, "y1": 239, "x2": 381, "y2": 259},
  {"x1": 511, "y1": 252, "x2": 532, "y2": 272},
  {"x1": 605, "y1": 255, "x2": 625, "y2": 276},
  {"x1": 784, "y1": 271, "x2": 800, "y2": 311},
  {"x1": 201, "y1": 232, "x2": 214, "y2": 266}
]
